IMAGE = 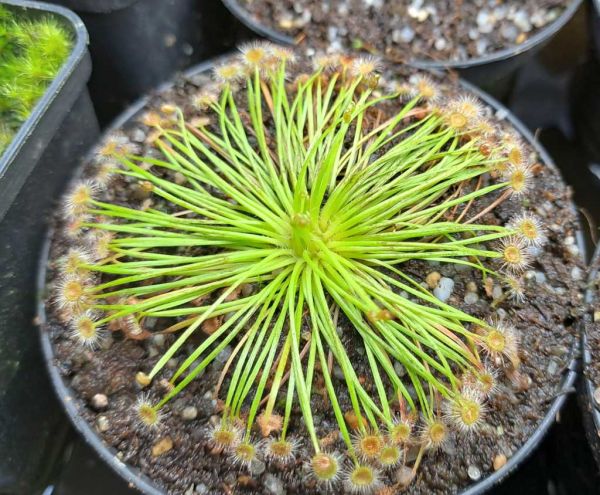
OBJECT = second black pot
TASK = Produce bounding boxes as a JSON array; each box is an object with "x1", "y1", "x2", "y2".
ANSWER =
[
  {"x1": 221, "y1": 0, "x2": 584, "y2": 102},
  {"x1": 579, "y1": 244, "x2": 600, "y2": 469},
  {"x1": 46, "y1": 0, "x2": 245, "y2": 125},
  {"x1": 0, "y1": 1, "x2": 100, "y2": 493}
]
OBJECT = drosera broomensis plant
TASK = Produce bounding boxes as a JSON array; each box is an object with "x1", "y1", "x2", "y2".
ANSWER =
[{"x1": 53, "y1": 44, "x2": 551, "y2": 492}]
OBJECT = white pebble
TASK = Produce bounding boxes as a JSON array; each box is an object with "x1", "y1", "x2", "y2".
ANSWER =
[
  {"x1": 264, "y1": 474, "x2": 285, "y2": 495},
  {"x1": 571, "y1": 267, "x2": 582, "y2": 281},
  {"x1": 477, "y1": 10, "x2": 496, "y2": 33},
  {"x1": 181, "y1": 406, "x2": 198, "y2": 421},
  {"x1": 393, "y1": 26, "x2": 415, "y2": 44},
  {"x1": 394, "y1": 361, "x2": 407, "y2": 377},
  {"x1": 408, "y1": 4, "x2": 429, "y2": 22},
  {"x1": 492, "y1": 285, "x2": 503, "y2": 299},
  {"x1": 567, "y1": 244, "x2": 580, "y2": 257},
  {"x1": 131, "y1": 129, "x2": 145, "y2": 143},
  {"x1": 251, "y1": 458, "x2": 266, "y2": 475},
  {"x1": 468, "y1": 28, "x2": 480, "y2": 40},
  {"x1": 513, "y1": 11, "x2": 532, "y2": 32},
  {"x1": 91, "y1": 393, "x2": 108, "y2": 410},
  {"x1": 495, "y1": 108, "x2": 508, "y2": 120},
  {"x1": 531, "y1": 10, "x2": 547, "y2": 28},
  {"x1": 96, "y1": 415, "x2": 109, "y2": 432},
  {"x1": 494, "y1": 5, "x2": 508, "y2": 20},
  {"x1": 464, "y1": 292, "x2": 479, "y2": 305},
  {"x1": 434, "y1": 277, "x2": 455, "y2": 302},
  {"x1": 468, "y1": 465, "x2": 481, "y2": 481},
  {"x1": 476, "y1": 39, "x2": 489, "y2": 56},
  {"x1": 195, "y1": 483, "x2": 209, "y2": 495},
  {"x1": 434, "y1": 38, "x2": 447, "y2": 51},
  {"x1": 327, "y1": 26, "x2": 338, "y2": 42},
  {"x1": 501, "y1": 24, "x2": 519, "y2": 42},
  {"x1": 529, "y1": 245, "x2": 542, "y2": 257}
]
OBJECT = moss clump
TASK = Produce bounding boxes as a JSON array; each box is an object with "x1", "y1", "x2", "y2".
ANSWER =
[{"x1": 0, "y1": 5, "x2": 72, "y2": 156}]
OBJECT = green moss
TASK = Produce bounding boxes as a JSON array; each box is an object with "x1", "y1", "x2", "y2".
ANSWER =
[{"x1": 0, "y1": 5, "x2": 72, "y2": 156}]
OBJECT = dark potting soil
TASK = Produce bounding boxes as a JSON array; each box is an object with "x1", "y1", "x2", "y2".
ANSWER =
[
  {"x1": 236, "y1": 0, "x2": 570, "y2": 63},
  {"x1": 41, "y1": 59, "x2": 585, "y2": 495}
]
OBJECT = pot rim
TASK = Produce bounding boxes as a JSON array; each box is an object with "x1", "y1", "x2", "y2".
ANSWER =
[
  {"x1": 38, "y1": 55, "x2": 582, "y2": 495},
  {"x1": 580, "y1": 244, "x2": 600, "y2": 463},
  {"x1": 221, "y1": 0, "x2": 583, "y2": 70}
]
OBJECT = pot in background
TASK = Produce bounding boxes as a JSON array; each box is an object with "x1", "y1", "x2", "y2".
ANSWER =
[
  {"x1": 579, "y1": 244, "x2": 600, "y2": 469},
  {"x1": 570, "y1": 0, "x2": 600, "y2": 165},
  {"x1": 0, "y1": 1, "x2": 99, "y2": 493},
  {"x1": 46, "y1": 0, "x2": 245, "y2": 125},
  {"x1": 571, "y1": 56, "x2": 600, "y2": 164},
  {"x1": 221, "y1": 0, "x2": 584, "y2": 101},
  {"x1": 593, "y1": 0, "x2": 600, "y2": 59}
]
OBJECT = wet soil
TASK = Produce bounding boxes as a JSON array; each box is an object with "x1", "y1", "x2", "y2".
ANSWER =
[
  {"x1": 236, "y1": 0, "x2": 571, "y2": 63},
  {"x1": 41, "y1": 58, "x2": 585, "y2": 494}
]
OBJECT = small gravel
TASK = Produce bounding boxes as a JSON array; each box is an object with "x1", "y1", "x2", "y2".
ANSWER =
[
  {"x1": 250, "y1": 459, "x2": 266, "y2": 476},
  {"x1": 96, "y1": 416, "x2": 109, "y2": 432},
  {"x1": 195, "y1": 483, "x2": 209, "y2": 495},
  {"x1": 238, "y1": 0, "x2": 569, "y2": 62},
  {"x1": 433, "y1": 277, "x2": 455, "y2": 302},
  {"x1": 464, "y1": 292, "x2": 479, "y2": 305},
  {"x1": 90, "y1": 393, "x2": 108, "y2": 410},
  {"x1": 264, "y1": 474, "x2": 285, "y2": 495},
  {"x1": 493, "y1": 454, "x2": 507, "y2": 471},
  {"x1": 181, "y1": 406, "x2": 198, "y2": 421},
  {"x1": 467, "y1": 465, "x2": 482, "y2": 481},
  {"x1": 492, "y1": 285, "x2": 503, "y2": 300},
  {"x1": 151, "y1": 334, "x2": 166, "y2": 347}
]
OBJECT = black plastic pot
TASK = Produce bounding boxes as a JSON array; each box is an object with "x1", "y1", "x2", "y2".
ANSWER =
[
  {"x1": 579, "y1": 244, "x2": 600, "y2": 469},
  {"x1": 593, "y1": 0, "x2": 600, "y2": 59},
  {"x1": 569, "y1": 0, "x2": 600, "y2": 164},
  {"x1": 571, "y1": 55, "x2": 600, "y2": 164},
  {"x1": 45, "y1": 0, "x2": 248, "y2": 126},
  {"x1": 221, "y1": 0, "x2": 583, "y2": 101},
  {"x1": 37, "y1": 56, "x2": 582, "y2": 495},
  {"x1": 0, "y1": 1, "x2": 100, "y2": 493}
]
